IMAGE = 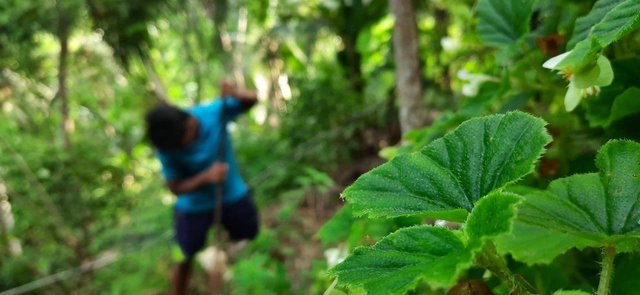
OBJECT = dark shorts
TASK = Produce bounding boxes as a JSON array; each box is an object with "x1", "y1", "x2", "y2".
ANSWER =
[{"x1": 173, "y1": 192, "x2": 259, "y2": 258}]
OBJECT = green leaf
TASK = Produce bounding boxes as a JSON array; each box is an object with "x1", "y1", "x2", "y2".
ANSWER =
[
  {"x1": 587, "y1": 87, "x2": 640, "y2": 127},
  {"x1": 330, "y1": 226, "x2": 473, "y2": 294},
  {"x1": 332, "y1": 193, "x2": 520, "y2": 294},
  {"x1": 476, "y1": 0, "x2": 535, "y2": 47},
  {"x1": 317, "y1": 204, "x2": 355, "y2": 246},
  {"x1": 466, "y1": 192, "x2": 520, "y2": 245},
  {"x1": 495, "y1": 221, "x2": 598, "y2": 265},
  {"x1": 343, "y1": 112, "x2": 550, "y2": 219},
  {"x1": 596, "y1": 140, "x2": 640, "y2": 234},
  {"x1": 589, "y1": 0, "x2": 640, "y2": 48},
  {"x1": 513, "y1": 140, "x2": 640, "y2": 247},
  {"x1": 568, "y1": 0, "x2": 625, "y2": 48},
  {"x1": 603, "y1": 88, "x2": 640, "y2": 125},
  {"x1": 564, "y1": 0, "x2": 640, "y2": 67}
]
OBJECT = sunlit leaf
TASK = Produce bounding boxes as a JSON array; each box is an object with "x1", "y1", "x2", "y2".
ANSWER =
[{"x1": 343, "y1": 112, "x2": 550, "y2": 219}]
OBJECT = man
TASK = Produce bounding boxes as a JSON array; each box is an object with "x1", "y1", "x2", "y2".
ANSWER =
[{"x1": 145, "y1": 81, "x2": 259, "y2": 294}]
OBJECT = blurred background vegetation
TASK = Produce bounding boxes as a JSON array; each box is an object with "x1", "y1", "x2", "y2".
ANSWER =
[{"x1": 1, "y1": 0, "x2": 639, "y2": 294}]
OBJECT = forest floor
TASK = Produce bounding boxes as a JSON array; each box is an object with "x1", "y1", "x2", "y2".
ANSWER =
[{"x1": 178, "y1": 155, "x2": 385, "y2": 294}]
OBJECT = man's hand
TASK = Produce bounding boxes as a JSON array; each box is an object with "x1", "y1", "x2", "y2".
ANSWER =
[
  {"x1": 166, "y1": 162, "x2": 228, "y2": 195},
  {"x1": 203, "y1": 162, "x2": 229, "y2": 183},
  {"x1": 220, "y1": 80, "x2": 235, "y2": 97}
]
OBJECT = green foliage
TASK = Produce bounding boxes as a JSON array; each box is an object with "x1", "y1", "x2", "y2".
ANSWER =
[
  {"x1": 343, "y1": 112, "x2": 550, "y2": 220},
  {"x1": 331, "y1": 226, "x2": 472, "y2": 294},
  {"x1": 497, "y1": 141, "x2": 640, "y2": 268},
  {"x1": 476, "y1": 0, "x2": 535, "y2": 47},
  {"x1": 554, "y1": 0, "x2": 640, "y2": 71},
  {"x1": 230, "y1": 253, "x2": 291, "y2": 295},
  {"x1": 568, "y1": 0, "x2": 640, "y2": 49},
  {"x1": 513, "y1": 141, "x2": 640, "y2": 246},
  {"x1": 331, "y1": 112, "x2": 547, "y2": 294},
  {"x1": 331, "y1": 192, "x2": 520, "y2": 294},
  {"x1": 3, "y1": 0, "x2": 640, "y2": 293}
]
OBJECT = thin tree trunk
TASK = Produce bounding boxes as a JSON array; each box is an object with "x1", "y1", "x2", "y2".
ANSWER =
[
  {"x1": 56, "y1": 11, "x2": 72, "y2": 148},
  {"x1": 389, "y1": 0, "x2": 428, "y2": 134}
]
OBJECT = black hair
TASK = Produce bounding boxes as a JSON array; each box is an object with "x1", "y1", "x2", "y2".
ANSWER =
[{"x1": 145, "y1": 104, "x2": 190, "y2": 150}]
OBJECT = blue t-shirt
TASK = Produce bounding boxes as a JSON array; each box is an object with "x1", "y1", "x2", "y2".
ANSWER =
[{"x1": 157, "y1": 98, "x2": 249, "y2": 213}]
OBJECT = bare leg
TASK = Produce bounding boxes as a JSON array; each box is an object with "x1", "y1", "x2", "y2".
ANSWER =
[{"x1": 172, "y1": 258, "x2": 193, "y2": 295}]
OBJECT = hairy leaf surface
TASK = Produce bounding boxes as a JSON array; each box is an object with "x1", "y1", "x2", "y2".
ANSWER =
[
  {"x1": 568, "y1": 0, "x2": 625, "y2": 48},
  {"x1": 343, "y1": 112, "x2": 550, "y2": 219},
  {"x1": 562, "y1": 0, "x2": 640, "y2": 67},
  {"x1": 476, "y1": 0, "x2": 535, "y2": 47},
  {"x1": 496, "y1": 220, "x2": 598, "y2": 265},
  {"x1": 332, "y1": 193, "x2": 519, "y2": 294},
  {"x1": 330, "y1": 226, "x2": 472, "y2": 294},
  {"x1": 466, "y1": 192, "x2": 520, "y2": 245},
  {"x1": 507, "y1": 140, "x2": 640, "y2": 259}
]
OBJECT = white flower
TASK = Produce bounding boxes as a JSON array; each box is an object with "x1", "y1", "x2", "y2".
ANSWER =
[{"x1": 543, "y1": 51, "x2": 613, "y2": 111}]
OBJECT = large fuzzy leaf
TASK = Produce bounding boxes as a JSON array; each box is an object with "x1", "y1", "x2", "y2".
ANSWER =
[
  {"x1": 330, "y1": 226, "x2": 472, "y2": 295},
  {"x1": 568, "y1": 0, "x2": 625, "y2": 48},
  {"x1": 476, "y1": 0, "x2": 535, "y2": 47},
  {"x1": 466, "y1": 192, "x2": 520, "y2": 246},
  {"x1": 495, "y1": 218, "x2": 599, "y2": 265},
  {"x1": 589, "y1": 0, "x2": 640, "y2": 48},
  {"x1": 343, "y1": 112, "x2": 550, "y2": 219},
  {"x1": 507, "y1": 140, "x2": 640, "y2": 258},
  {"x1": 331, "y1": 193, "x2": 518, "y2": 294},
  {"x1": 561, "y1": 0, "x2": 640, "y2": 68}
]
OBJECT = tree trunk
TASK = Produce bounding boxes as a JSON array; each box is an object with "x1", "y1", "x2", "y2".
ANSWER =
[
  {"x1": 56, "y1": 12, "x2": 72, "y2": 148},
  {"x1": 389, "y1": 0, "x2": 428, "y2": 134}
]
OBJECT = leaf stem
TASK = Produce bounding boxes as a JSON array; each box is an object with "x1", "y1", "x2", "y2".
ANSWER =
[
  {"x1": 475, "y1": 241, "x2": 530, "y2": 295},
  {"x1": 597, "y1": 246, "x2": 616, "y2": 295}
]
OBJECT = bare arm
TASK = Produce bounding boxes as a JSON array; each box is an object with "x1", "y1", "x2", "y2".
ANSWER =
[
  {"x1": 166, "y1": 163, "x2": 228, "y2": 195},
  {"x1": 221, "y1": 81, "x2": 257, "y2": 110}
]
